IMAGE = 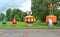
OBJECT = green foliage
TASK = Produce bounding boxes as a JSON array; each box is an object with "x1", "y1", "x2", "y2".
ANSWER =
[
  {"x1": 54, "y1": 10, "x2": 60, "y2": 20},
  {"x1": 6, "y1": 8, "x2": 27, "y2": 22},
  {"x1": 6, "y1": 9, "x2": 12, "y2": 21},
  {"x1": 55, "y1": 10, "x2": 60, "y2": 16},
  {"x1": 0, "y1": 13, "x2": 6, "y2": 21},
  {"x1": 15, "y1": 15, "x2": 21, "y2": 21},
  {"x1": 21, "y1": 12, "x2": 27, "y2": 22}
]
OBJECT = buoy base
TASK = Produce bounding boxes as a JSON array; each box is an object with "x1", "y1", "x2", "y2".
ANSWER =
[
  {"x1": 13, "y1": 23, "x2": 16, "y2": 24},
  {"x1": 27, "y1": 23, "x2": 33, "y2": 26},
  {"x1": 48, "y1": 23, "x2": 53, "y2": 28}
]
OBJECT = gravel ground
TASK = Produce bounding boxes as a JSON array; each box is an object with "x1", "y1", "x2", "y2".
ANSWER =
[{"x1": 0, "y1": 29, "x2": 60, "y2": 37}]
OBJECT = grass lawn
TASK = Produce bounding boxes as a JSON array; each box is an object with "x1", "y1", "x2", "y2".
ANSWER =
[{"x1": 0, "y1": 22, "x2": 60, "y2": 28}]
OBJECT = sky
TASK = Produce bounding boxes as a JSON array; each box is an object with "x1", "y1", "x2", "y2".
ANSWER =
[{"x1": 0, "y1": 0, "x2": 31, "y2": 14}]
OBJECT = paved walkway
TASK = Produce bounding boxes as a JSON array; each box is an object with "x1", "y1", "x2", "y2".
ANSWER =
[{"x1": 0, "y1": 29, "x2": 60, "y2": 37}]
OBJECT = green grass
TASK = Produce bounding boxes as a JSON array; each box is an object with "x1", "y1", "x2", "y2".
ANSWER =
[{"x1": 0, "y1": 22, "x2": 60, "y2": 28}]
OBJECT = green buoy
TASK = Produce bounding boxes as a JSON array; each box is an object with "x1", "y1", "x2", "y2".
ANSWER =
[{"x1": 2, "y1": 18, "x2": 6, "y2": 24}]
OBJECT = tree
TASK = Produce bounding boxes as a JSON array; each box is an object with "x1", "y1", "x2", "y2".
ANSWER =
[
  {"x1": 6, "y1": 8, "x2": 27, "y2": 22},
  {"x1": 6, "y1": 8, "x2": 12, "y2": 21},
  {"x1": 15, "y1": 15, "x2": 21, "y2": 21},
  {"x1": 21, "y1": 12, "x2": 27, "y2": 22},
  {"x1": 54, "y1": 10, "x2": 60, "y2": 20},
  {"x1": 0, "y1": 13, "x2": 6, "y2": 21}
]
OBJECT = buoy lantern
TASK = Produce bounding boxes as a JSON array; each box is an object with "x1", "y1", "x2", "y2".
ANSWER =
[
  {"x1": 46, "y1": 15, "x2": 57, "y2": 24},
  {"x1": 12, "y1": 17, "x2": 16, "y2": 24}
]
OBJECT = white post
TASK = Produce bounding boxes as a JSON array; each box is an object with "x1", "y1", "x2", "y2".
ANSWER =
[{"x1": 48, "y1": 19, "x2": 53, "y2": 28}]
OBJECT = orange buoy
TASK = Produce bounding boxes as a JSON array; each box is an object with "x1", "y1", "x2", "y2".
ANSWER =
[{"x1": 46, "y1": 15, "x2": 57, "y2": 24}]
